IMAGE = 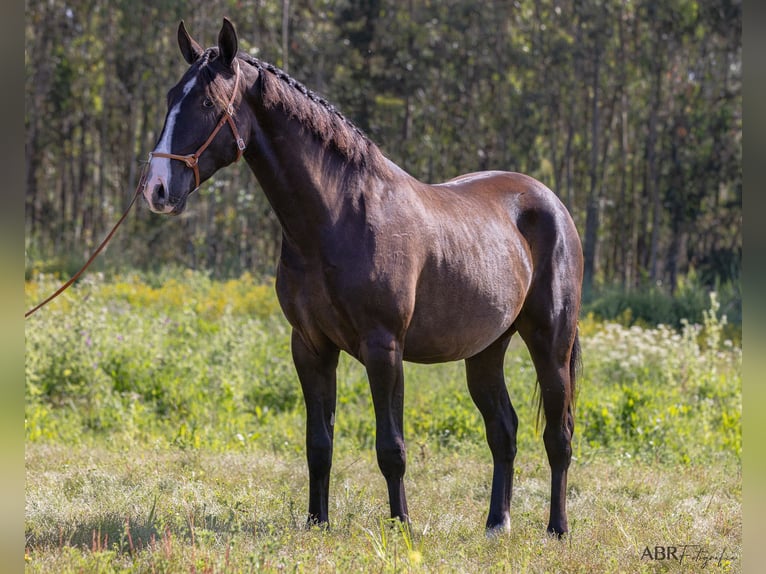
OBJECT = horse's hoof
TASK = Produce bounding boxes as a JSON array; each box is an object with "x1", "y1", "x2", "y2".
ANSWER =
[
  {"x1": 546, "y1": 525, "x2": 568, "y2": 540},
  {"x1": 485, "y1": 518, "x2": 511, "y2": 538},
  {"x1": 305, "y1": 517, "x2": 330, "y2": 531}
]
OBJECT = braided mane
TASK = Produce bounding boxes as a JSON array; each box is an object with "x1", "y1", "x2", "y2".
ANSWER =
[{"x1": 240, "y1": 53, "x2": 388, "y2": 173}]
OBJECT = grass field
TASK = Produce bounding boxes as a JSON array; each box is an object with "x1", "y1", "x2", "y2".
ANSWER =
[{"x1": 24, "y1": 271, "x2": 741, "y2": 572}]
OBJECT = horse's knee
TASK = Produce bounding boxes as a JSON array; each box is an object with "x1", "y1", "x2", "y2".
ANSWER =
[
  {"x1": 543, "y1": 425, "x2": 572, "y2": 467},
  {"x1": 376, "y1": 440, "x2": 406, "y2": 479},
  {"x1": 487, "y1": 414, "x2": 518, "y2": 462}
]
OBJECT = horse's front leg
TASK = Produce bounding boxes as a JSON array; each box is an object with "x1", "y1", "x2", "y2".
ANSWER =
[
  {"x1": 361, "y1": 329, "x2": 409, "y2": 523},
  {"x1": 292, "y1": 329, "x2": 340, "y2": 526}
]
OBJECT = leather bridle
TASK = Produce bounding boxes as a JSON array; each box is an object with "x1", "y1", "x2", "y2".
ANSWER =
[{"x1": 150, "y1": 59, "x2": 246, "y2": 189}]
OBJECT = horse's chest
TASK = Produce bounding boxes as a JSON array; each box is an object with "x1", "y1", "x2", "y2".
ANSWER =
[{"x1": 276, "y1": 262, "x2": 369, "y2": 357}]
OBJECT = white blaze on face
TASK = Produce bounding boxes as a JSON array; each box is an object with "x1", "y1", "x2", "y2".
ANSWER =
[{"x1": 144, "y1": 75, "x2": 198, "y2": 212}]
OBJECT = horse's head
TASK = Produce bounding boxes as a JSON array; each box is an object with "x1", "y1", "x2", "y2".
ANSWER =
[{"x1": 143, "y1": 18, "x2": 248, "y2": 215}]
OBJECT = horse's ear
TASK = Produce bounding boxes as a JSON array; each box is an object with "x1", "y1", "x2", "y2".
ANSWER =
[
  {"x1": 178, "y1": 20, "x2": 204, "y2": 64},
  {"x1": 218, "y1": 17, "x2": 238, "y2": 69}
]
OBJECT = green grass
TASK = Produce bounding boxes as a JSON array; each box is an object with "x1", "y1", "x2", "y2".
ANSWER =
[
  {"x1": 25, "y1": 444, "x2": 740, "y2": 573},
  {"x1": 24, "y1": 270, "x2": 742, "y2": 572}
]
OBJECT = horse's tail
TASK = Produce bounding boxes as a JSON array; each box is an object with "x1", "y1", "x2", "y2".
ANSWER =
[
  {"x1": 569, "y1": 327, "x2": 581, "y2": 414},
  {"x1": 535, "y1": 326, "x2": 581, "y2": 431}
]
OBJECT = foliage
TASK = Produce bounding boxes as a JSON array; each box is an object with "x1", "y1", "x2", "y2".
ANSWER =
[
  {"x1": 25, "y1": 270, "x2": 291, "y2": 450},
  {"x1": 25, "y1": 271, "x2": 740, "y2": 465},
  {"x1": 576, "y1": 292, "x2": 741, "y2": 464},
  {"x1": 583, "y1": 272, "x2": 741, "y2": 340}
]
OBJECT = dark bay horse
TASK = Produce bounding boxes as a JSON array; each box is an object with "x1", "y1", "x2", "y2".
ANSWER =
[{"x1": 143, "y1": 18, "x2": 583, "y2": 536}]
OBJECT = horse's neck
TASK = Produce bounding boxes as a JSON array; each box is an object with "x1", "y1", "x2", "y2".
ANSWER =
[{"x1": 243, "y1": 105, "x2": 371, "y2": 250}]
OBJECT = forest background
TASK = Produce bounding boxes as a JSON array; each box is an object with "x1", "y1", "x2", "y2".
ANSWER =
[{"x1": 24, "y1": 0, "x2": 742, "y2": 325}]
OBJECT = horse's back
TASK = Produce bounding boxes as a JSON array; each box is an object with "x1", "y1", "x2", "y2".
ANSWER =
[
  {"x1": 433, "y1": 171, "x2": 570, "y2": 220},
  {"x1": 428, "y1": 170, "x2": 581, "y2": 272}
]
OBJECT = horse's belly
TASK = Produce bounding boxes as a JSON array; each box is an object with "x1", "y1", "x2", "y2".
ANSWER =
[
  {"x1": 400, "y1": 221, "x2": 532, "y2": 362},
  {"x1": 403, "y1": 270, "x2": 528, "y2": 363},
  {"x1": 403, "y1": 322, "x2": 513, "y2": 363}
]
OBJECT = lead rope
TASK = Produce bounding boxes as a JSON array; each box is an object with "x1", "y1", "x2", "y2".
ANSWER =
[{"x1": 24, "y1": 163, "x2": 149, "y2": 318}]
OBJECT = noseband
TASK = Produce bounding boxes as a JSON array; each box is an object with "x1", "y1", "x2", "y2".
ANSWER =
[{"x1": 150, "y1": 60, "x2": 246, "y2": 189}]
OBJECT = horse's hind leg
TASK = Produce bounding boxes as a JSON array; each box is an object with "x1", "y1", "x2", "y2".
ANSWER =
[
  {"x1": 465, "y1": 332, "x2": 517, "y2": 534},
  {"x1": 517, "y1": 307, "x2": 579, "y2": 537},
  {"x1": 292, "y1": 330, "x2": 340, "y2": 526}
]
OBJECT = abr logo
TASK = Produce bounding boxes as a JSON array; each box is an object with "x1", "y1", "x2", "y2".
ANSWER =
[{"x1": 641, "y1": 546, "x2": 679, "y2": 561}]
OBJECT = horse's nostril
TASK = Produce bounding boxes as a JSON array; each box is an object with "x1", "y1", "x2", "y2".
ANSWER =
[{"x1": 152, "y1": 182, "x2": 167, "y2": 206}]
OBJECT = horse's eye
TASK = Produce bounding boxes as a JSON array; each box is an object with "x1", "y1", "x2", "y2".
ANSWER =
[{"x1": 202, "y1": 98, "x2": 214, "y2": 109}]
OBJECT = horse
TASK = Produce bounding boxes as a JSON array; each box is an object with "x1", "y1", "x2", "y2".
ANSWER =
[{"x1": 142, "y1": 18, "x2": 583, "y2": 537}]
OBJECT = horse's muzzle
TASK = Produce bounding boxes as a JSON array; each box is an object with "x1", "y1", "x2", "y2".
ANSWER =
[{"x1": 143, "y1": 179, "x2": 185, "y2": 215}]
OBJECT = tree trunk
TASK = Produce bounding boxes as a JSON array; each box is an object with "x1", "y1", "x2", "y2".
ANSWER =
[
  {"x1": 282, "y1": 0, "x2": 290, "y2": 72},
  {"x1": 647, "y1": 26, "x2": 664, "y2": 283},
  {"x1": 583, "y1": 33, "x2": 602, "y2": 295}
]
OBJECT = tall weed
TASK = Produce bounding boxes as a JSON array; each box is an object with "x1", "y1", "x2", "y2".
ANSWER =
[
  {"x1": 577, "y1": 292, "x2": 741, "y2": 464},
  {"x1": 25, "y1": 272, "x2": 741, "y2": 467}
]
